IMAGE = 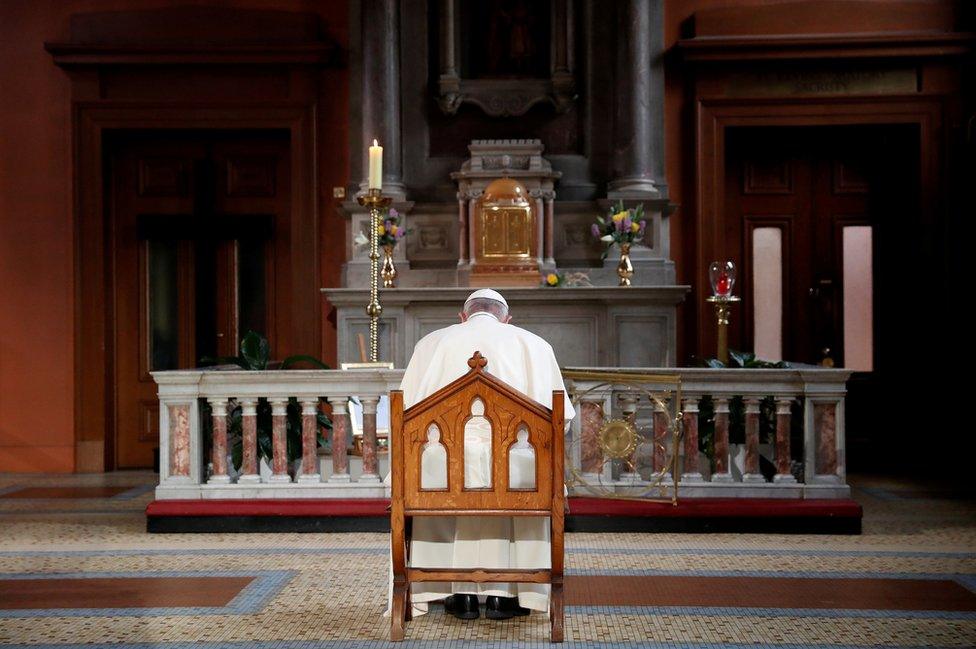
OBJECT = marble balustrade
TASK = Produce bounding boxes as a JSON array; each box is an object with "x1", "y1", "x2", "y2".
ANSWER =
[{"x1": 152, "y1": 367, "x2": 851, "y2": 500}]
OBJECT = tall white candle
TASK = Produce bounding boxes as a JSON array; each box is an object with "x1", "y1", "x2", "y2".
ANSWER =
[{"x1": 368, "y1": 139, "x2": 383, "y2": 190}]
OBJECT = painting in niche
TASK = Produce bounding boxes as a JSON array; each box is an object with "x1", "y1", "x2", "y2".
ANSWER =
[{"x1": 461, "y1": 0, "x2": 551, "y2": 79}]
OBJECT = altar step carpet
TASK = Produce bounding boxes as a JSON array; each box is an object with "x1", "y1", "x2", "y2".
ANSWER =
[{"x1": 144, "y1": 496, "x2": 862, "y2": 534}]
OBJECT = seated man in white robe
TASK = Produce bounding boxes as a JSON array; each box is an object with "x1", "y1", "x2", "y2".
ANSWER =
[{"x1": 395, "y1": 288, "x2": 575, "y2": 620}]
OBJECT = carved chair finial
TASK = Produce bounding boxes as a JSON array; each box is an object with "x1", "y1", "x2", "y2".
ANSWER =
[{"x1": 467, "y1": 351, "x2": 488, "y2": 370}]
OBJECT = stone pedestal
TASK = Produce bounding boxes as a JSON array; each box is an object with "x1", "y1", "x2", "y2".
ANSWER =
[{"x1": 322, "y1": 286, "x2": 688, "y2": 368}]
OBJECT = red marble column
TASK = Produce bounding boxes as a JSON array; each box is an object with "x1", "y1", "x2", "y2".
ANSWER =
[
  {"x1": 168, "y1": 404, "x2": 190, "y2": 478},
  {"x1": 269, "y1": 398, "x2": 291, "y2": 483},
  {"x1": 329, "y1": 398, "x2": 351, "y2": 482},
  {"x1": 815, "y1": 401, "x2": 838, "y2": 476},
  {"x1": 579, "y1": 399, "x2": 604, "y2": 478},
  {"x1": 681, "y1": 397, "x2": 703, "y2": 481},
  {"x1": 711, "y1": 397, "x2": 732, "y2": 482},
  {"x1": 651, "y1": 399, "x2": 668, "y2": 476},
  {"x1": 297, "y1": 399, "x2": 321, "y2": 483},
  {"x1": 208, "y1": 398, "x2": 230, "y2": 484},
  {"x1": 774, "y1": 398, "x2": 797, "y2": 483},
  {"x1": 238, "y1": 399, "x2": 259, "y2": 483},
  {"x1": 360, "y1": 397, "x2": 381, "y2": 482},
  {"x1": 742, "y1": 397, "x2": 765, "y2": 483}
]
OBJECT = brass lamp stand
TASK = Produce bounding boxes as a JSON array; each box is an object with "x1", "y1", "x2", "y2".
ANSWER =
[
  {"x1": 357, "y1": 188, "x2": 392, "y2": 364},
  {"x1": 706, "y1": 294, "x2": 740, "y2": 366}
]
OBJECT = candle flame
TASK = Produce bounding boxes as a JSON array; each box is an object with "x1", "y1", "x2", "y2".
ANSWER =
[{"x1": 372, "y1": 139, "x2": 378, "y2": 146}]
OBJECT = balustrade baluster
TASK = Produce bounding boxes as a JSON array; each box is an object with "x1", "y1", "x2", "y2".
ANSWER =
[
  {"x1": 742, "y1": 397, "x2": 765, "y2": 483},
  {"x1": 774, "y1": 397, "x2": 797, "y2": 483},
  {"x1": 268, "y1": 398, "x2": 291, "y2": 483},
  {"x1": 711, "y1": 396, "x2": 733, "y2": 483},
  {"x1": 207, "y1": 397, "x2": 231, "y2": 484},
  {"x1": 297, "y1": 399, "x2": 322, "y2": 483},
  {"x1": 328, "y1": 397, "x2": 351, "y2": 483},
  {"x1": 360, "y1": 396, "x2": 381, "y2": 482},
  {"x1": 238, "y1": 398, "x2": 260, "y2": 484}
]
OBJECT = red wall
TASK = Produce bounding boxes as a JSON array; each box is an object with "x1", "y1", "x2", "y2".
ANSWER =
[{"x1": 0, "y1": 0, "x2": 349, "y2": 472}]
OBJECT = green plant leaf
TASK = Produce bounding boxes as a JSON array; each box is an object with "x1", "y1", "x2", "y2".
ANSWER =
[
  {"x1": 280, "y1": 355, "x2": 331, "y2": 370},
  {"x1": 240, "y1": 330, "x2": 270, "y2": 370},
  {"x1": 728, "y1": 349, "x2": 753, "y2": 367}
]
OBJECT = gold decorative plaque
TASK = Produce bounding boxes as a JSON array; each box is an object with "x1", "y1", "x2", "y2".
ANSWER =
[{"x1": 598, "y1": 418, "x2": 638, "y2": 460}]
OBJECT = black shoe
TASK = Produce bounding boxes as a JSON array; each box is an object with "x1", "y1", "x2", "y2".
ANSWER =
[
  {"x1": 444, "y1": 594, "x2": 479, "y2": 620},
  {"x1": 486, "y1": 595, "x2": 530, "y2": 619}
]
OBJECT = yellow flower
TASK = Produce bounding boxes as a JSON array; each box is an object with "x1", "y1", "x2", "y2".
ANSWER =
[
  {"x1": 390, "y1": 225, "x2": 398, "y2": 235},
  {"x1": 612, "y1": 211, "x2": 627, "y2": 223},
  {"x1": 546, "y1": 273, "x2": 559, "y2": 286},
  {"x1": 631, "y1": 221, "x2": 640, "y2": 232},
  {"x1": 377, "y1": 225, "x2": 386, "y2": 235}
]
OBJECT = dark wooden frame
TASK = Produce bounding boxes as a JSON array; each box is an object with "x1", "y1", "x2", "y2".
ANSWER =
[
  {"x1": 693, "y1": 96, "x2": 944, "y2": 358},
  {"x1": 44, "y1": 5, "x2": 343, "y2": 471},
  {"x1": 389, "y1": 351, "x2": 565, "y2": 642},
  {"x1": 73, "y1": 104, "x2": 318, "y2": 472}
]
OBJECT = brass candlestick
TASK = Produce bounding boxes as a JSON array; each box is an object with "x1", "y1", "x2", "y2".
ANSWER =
[
  {"x1": 706, "y1": 295, "x2": 741, "y2": 366},
  {"x1": 357, "y1": 188, "x2": 392, "y2": 363}
]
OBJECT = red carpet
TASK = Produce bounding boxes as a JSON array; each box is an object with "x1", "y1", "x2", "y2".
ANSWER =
[{"x1": 147, "y1": 497, "x2": 860, "y2": 519}]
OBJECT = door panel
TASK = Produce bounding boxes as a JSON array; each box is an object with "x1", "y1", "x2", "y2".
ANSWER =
[
  {"x1": 108, "y1": 130, "x2": 289, "y2": 469},
  {"x1": 724, "y1": 125, "x2": 920, "y2": 470}
]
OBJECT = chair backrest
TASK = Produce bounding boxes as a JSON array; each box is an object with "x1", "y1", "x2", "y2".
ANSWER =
[{"x1": 390, "y1": 351, "x2": 564, "y2": 516}]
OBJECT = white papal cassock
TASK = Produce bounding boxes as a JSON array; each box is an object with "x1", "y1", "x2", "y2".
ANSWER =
[{"x1": 388, "y1": 307, "x2": 575, "y2": 617}]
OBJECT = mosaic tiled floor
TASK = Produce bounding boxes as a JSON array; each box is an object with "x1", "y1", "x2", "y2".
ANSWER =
[{"x1": 0, "y1": 471, "x2": 974, "y2": 648}]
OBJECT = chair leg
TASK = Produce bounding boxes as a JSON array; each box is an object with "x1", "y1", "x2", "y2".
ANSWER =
[
  {"x1": 391, "y1": 583, "x2": 407, "y2": 641},
  {"x1": 550, "y1": 582, "x2": 564, "y2": 643}
]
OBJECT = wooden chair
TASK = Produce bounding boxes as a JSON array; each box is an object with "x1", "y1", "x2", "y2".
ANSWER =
[{"x1": 389, "y1": 351, "x2": 565, "y2": 642}]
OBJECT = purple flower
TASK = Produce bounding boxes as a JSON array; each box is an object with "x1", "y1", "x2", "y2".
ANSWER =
[
  {"x1": 384, "y1": 220, "x2": 393, "y2": 231},
  {"x1": 623, "y1": 217, "x2": 632, "y2": 232},
  {"x1": 389, "y1": 208, "x2": 399, "y2": 219},
  {"x1": 396, "y1": 227, "x2": 405, "y2": 239},
  {"x1": 591, "y1": 223, "x2": 601, "y2": 238}
]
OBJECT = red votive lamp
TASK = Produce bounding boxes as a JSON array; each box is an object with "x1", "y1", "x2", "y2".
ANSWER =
[{"x1": 709, "y1": 261, "x2": 736, "y2": 297}]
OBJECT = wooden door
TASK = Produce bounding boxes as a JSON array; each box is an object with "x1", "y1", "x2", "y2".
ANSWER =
[
  {"x1": 724, "y1": 125, "x2": 920, "y2": 467},
  {"x1": 108, "y1": 130, "x2": 290, "y2": 469}
]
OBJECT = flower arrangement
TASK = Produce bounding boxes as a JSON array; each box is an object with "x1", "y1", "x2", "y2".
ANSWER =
[
  {"x1": 377, "y1": 207, "x2": 409, "y2": 247},
  {"x1": 353, "y1": 208, "x2": 410, "y2": 250},
  {"x1": 592, "y1": 200, "x2": 647, "y2": 259}
]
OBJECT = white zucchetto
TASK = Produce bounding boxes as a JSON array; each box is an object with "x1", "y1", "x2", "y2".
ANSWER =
[{"x1": 463, "y1": 288, "x2": 508, "y2": 309}]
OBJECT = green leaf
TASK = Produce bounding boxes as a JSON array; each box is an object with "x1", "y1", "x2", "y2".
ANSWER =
[
  {"x1": 280, "y1": 355, "x2": 331, "y2": 370},
  {"x1": 316, "y1": 412, "x2": 332, "y2": 431},
  {"x1": 703, "y1": 358, "x2": 726, "y2": 369},
  {"x1": 596, "y1": 215, "x2": 605, "y2": 225},
  {"x1": 240, "y1": 330, "x2": 270, "y2": 370},
  {"x1": 728, "y1": 349, "x2": 754, "y2": 368}
]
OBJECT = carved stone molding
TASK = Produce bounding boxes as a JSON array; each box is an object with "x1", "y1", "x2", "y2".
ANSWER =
[{"x1": 435, "y1": 0, "x2": 576, "y2": 117}]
